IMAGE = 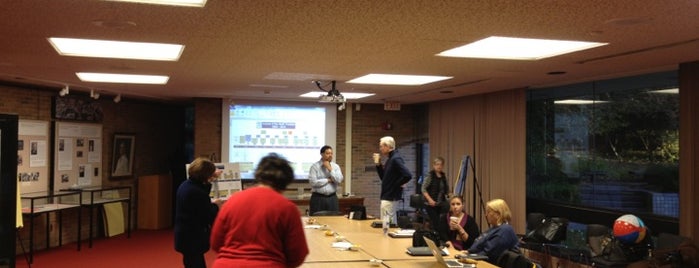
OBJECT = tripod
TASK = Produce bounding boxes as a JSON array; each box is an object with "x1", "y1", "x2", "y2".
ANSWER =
[{"x1": 454, "y1": 155, "x2": 486, "y2": 225}]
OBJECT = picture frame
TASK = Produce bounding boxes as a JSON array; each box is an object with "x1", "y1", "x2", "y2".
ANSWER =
[
  {"x1": 53, "y1": 95, "x2": 103, "y2": 122},
  {"x1": 111, "y1": 134, "x2": 135, "y2": 178}
]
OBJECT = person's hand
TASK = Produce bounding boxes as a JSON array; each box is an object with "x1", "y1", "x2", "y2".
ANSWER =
[
  {"x1": 212, "y1": 198, "x2": 224, "y2": 207},
  {"x1": 449, "y1": 217, "x2": 459, "y2": 230},
  {"x1": 322, "y1": 160, "x2": 332, "y2": 171},
  {"x1": 208, "y1": 169, "x2": 223, "y2": 182},
  {"x1": 428, "y1": 200, "x2": 437, "y2": 207}
]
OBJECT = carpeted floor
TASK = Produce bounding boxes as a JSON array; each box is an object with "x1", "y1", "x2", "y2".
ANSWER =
[{"x1": 15, "y1": 229, "x2": 216, "y2": 268}]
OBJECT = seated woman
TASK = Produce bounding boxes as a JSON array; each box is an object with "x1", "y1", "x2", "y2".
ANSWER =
[
  {"x1": 464, "y1": 198, "x2": 519, "y2": 263},
  {"x1": 438, "y1": 196, "x2": 480, "y2": 250}
]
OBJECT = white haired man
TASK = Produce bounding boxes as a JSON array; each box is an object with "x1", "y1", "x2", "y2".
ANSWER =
[{"x1": 374, "y1": 136, "x2": 413, "y2": 224}]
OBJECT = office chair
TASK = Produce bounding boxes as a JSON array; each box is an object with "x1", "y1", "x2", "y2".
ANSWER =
[{"x1": 496, "y1": 249, "x2": 539, "y2": 268}]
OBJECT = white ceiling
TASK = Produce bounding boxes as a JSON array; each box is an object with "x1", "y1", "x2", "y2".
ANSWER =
[{"x1": 1, "y1": 0, "x2": 698, "y2": 103}]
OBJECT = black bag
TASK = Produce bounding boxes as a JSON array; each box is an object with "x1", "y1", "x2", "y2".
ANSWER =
[
  {"x1": 412, "y1": 229, "x2": 441, "y2": 247},
  {"x1": 600, "y1": 238, "x2": 629, "y2": 263},
  {"x1": 350, "y1": 205, "x2": 367, "y2": 220},
  {"x1": 524, "y1": 217, "x2": 568, "y2": 244},
  {"x1": 409, "y1": 194, "x2": 425, "y2": 208}
]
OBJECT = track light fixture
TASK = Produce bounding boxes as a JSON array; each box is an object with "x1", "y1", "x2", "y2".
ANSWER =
[
  {"x1": 90, "y1": 89, "x2": 100, "y2": 100},
  {"x1": 59, "y1": 85, "x2": 70, "y2": 96},
  {"x1": 113, "y1": 94, "x2": 122, "y2": 103}
]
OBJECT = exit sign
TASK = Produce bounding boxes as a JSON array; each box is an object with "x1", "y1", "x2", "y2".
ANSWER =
[{"x1": 384, "y1": 101, "x2": 401, "y2": 111}]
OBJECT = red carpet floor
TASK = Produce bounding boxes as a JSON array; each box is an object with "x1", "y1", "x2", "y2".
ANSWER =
[{"x1": 15, "y1": 229, "x2": 216, "y2": 268}]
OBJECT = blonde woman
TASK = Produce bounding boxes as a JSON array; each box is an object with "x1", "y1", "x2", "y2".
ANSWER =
[{"x1": 465, "y1": 199, "x2": 519, "y2": 262}]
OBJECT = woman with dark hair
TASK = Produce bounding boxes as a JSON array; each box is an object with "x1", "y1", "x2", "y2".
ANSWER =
[
  {"x1": 174, "y1": 157, "x2": 223, "y2": 268},
  {"x1": 211, "y1": 153, "x2": 309, "y2": 268},
  {"x1": 438, "y1": 196, "x2": 480, "y2": 250}
]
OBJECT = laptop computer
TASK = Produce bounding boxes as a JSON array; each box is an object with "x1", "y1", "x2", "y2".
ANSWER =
[
  {"x1": 423, "y1": 237, "x2": 467, "y2": 268},
  {"x1": 423, "y1": 236, "x2": 489, "y2": 268},
  {"x1": 406, "y1": 245, "x2": 446, "y2": 256}
]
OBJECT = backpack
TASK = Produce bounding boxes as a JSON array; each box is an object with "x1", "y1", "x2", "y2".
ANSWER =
[{"x1": 412, "y1": 229, "x2": 442, "y2": 247}]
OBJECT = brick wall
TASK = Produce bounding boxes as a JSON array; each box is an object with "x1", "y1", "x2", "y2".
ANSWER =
[
  {"x1": 1, "y1": 84, "x2": 186, "y2": 254},
  {"x1": 193, "y1": 98, "x2": 221, "y2": 159},
  {"x1": 337, "y1": 103, "x2": 428, "y2": 217}
]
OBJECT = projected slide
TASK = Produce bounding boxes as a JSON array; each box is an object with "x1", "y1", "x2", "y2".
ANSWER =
[{"x1": 228, "y1": 104, "x2": 326, "y2": 179}]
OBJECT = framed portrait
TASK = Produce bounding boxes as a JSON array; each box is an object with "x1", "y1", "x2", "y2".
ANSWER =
[{"x1": 111, "y1": 134, "x2": 135, "y2": 178}]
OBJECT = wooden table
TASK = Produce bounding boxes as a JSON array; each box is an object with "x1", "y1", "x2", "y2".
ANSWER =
[
  {"x1": 290, "y1": 196, "x2": 365, "y2": 215},
  {"x1": 304, "y1": 227, "x2": 375, "y2": 262},
  {"x1": 303, "y1": 216, "x2": 498, "y2": 268}
]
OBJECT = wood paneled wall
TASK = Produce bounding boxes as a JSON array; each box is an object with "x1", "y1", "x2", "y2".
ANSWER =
[
  {"x1": 679, "y1": 61, "x2": 699, "y2": 238},
  {"x1": 429, "y1": 88, "x2": 527, "y2": 233}
]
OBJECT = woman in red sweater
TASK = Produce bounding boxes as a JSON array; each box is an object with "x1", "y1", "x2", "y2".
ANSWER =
[{"x1": 210, "y1": 153, "x2": 309, "y2": 267}]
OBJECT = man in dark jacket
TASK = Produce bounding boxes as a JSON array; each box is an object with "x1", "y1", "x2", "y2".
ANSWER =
[
  {"x1": 174, "y1": 158, "x2": 223, "y2": 268},
  {"x1": 375, "y1": 136, "x2": 413, "y2": 224}
]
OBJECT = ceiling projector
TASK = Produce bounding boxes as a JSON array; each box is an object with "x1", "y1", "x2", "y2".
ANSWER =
[
  {"x1": 314, "y1": 80, "x2": 346, "y2": 103},
  {"x1": 318, "y1": 93, "x2": 345, "y2": 103}
]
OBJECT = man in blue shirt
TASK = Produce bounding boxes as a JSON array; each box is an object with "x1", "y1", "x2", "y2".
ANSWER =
[{"x1": 308, "y1": 145, "x2": 344, "y2": 215}]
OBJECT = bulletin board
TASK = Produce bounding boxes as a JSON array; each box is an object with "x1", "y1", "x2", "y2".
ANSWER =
[
  {"x1": 17, "y1": 120, "x2": 50, "y2": 194},
  {"x1": 54, "y1": 122, "x2": 103, "y2": 189}
]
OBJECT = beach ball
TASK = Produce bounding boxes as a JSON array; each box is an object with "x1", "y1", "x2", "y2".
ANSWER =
[{"x1": 613, "y1": 214, "x2": 647, "y2": 244}]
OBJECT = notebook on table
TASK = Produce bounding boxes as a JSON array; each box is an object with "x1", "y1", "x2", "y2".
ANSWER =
[{"x1": 388, "y1": 229, "x2": 415, "y2": 238}]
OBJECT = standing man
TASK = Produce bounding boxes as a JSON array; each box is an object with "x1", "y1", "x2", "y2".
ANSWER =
[
  {"x1": 308, "y1": 145, "x2": 344, "y2": 215},
  {"x1": 375, "y1": 136, "x2": 413, "y2": 224}
]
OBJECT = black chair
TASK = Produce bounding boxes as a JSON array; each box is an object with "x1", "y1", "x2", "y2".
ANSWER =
[
  {"x1": 526, "y1": 212, "x2": 546, "y2": 233},
  {"x1": 496, "y1": 249, "x2": 539, "y2": 268},
  {"x1": 409, "y1": 194, "x2": 427, "y2": 224},
  {"x1": 587, "y1": 224, "x2": 610, "y2": 257},
  {"x1": 311, "y1": 210, "x2": 343, "y2": 216}
]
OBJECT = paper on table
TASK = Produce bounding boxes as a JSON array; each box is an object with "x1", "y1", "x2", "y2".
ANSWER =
[
  {"x1": 393, "y1": 229, "x2": 415, "y2": 235},
  {"x1": 331, "y1": 241, "x2": 353, "y2": 249},
  {"x1": 441, "y1": 247, "x2": 450, "y2": 255},
  {"x1": 304, "y1": 224, "x2": 323, "y2": 229}
]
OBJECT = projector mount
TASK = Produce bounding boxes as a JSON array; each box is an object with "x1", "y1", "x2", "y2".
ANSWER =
[{"x1": 314, "y1": 80, "x2": 346, "y2": 104}]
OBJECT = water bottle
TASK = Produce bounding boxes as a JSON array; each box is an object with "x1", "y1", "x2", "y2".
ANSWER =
[{"x1": 382, "y1": 212, "x2": 389, "y2": 236}]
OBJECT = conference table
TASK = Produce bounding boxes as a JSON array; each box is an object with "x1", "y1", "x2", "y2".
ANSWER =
[{"x1": 301, "y1": 216, "x2": 498, "y2": 268}]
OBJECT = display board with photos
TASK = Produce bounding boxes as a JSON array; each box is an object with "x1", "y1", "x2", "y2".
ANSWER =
[
  {"x1": 53, "y1": 122, "x2": 103, "y2": 189},
  {"x1": 17, "y1": 120, "x2": 50, "y2": 194}
]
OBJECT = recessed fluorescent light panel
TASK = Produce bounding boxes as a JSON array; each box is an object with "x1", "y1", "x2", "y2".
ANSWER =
[
  {"x1": 300, "y1": 92, "x2": 375, "y2": 99},
  {"x1": 649, "y1": 88, "x2": 679, "y2": 94},
  {"x1": 437, "y1": 36, "x2": 608, "y2": 60},
  {"x1": 48, "y1": 37, "x2": 184, "y2": 61},
  {"x1": 77, "y1": 72, "x2": 169, "y2": 84},
  {"x1": 554, "y1": 99, "x2": 609, "y2": 105},
  {"x1": 347, "y1": 74, "x2": 452, "y2": 86},
  {"x1": 102, "y1": 0, "x2": 207, "y2": 7}
]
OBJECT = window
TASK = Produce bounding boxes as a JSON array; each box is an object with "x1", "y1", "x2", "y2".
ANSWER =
[{"x1": 526, "y1": 71, "x2": 679, "y2": 232}]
